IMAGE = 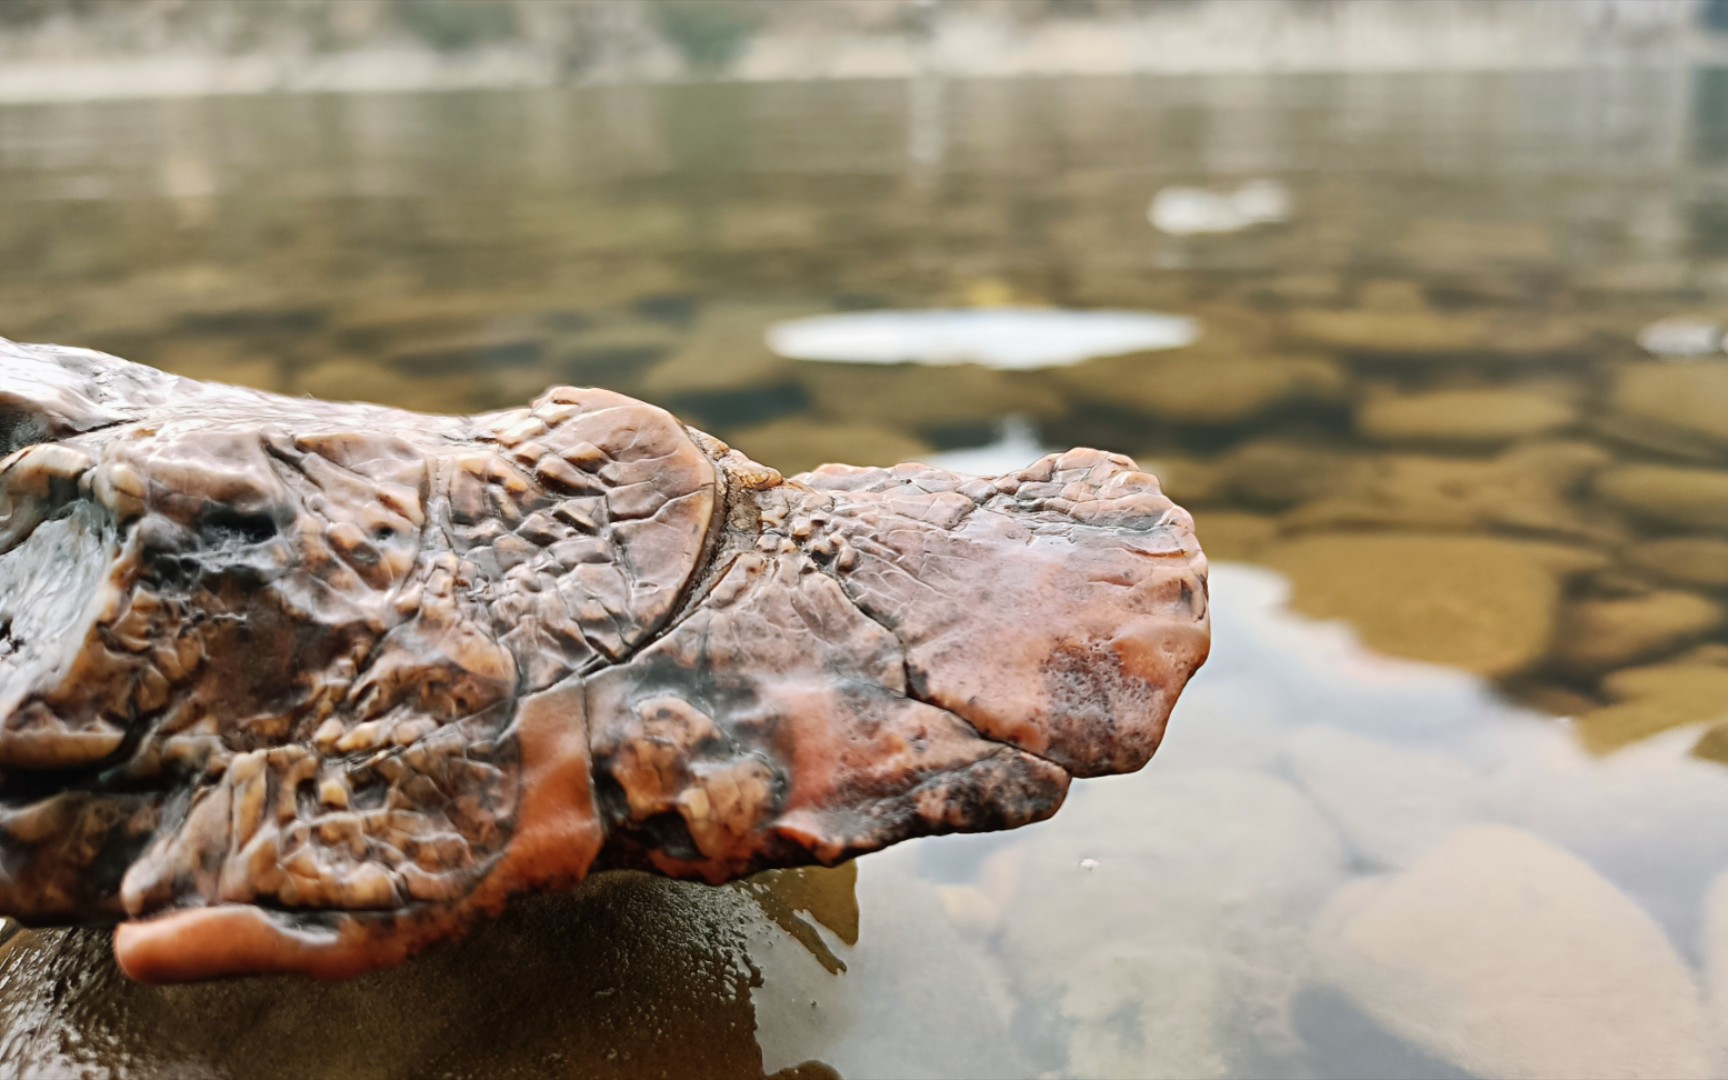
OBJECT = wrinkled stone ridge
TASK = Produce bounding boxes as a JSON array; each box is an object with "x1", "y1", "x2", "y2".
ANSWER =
[{"x1": 0, "y1": 339, "x2": 1209, "y2": 982}]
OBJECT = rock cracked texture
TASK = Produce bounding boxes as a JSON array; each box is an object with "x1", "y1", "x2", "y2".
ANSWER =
[{"x1": 0, "y1": 339, "x2": 1209, "y2": 981}]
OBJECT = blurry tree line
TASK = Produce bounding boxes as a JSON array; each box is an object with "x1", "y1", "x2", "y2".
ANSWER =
[
  {"x1": 0, "y1": 0, "x2": 1701, "y2": 79},
  {"x1": 0, "y1": 0, "x2": 1205, "y2": 75}
]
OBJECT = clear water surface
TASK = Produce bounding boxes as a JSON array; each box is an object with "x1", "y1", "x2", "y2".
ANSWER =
[{"x1": 1, "y1": 70, "x2": 1727, "y2": 1079}]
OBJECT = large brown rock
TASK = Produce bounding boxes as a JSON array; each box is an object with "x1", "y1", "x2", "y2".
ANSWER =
[{"x1": 0, "y1": 339, "x2": 1209, "y2": 982}]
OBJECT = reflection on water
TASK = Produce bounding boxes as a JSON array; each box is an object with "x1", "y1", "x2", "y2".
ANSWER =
[
  {"x1": 766, "y1": 308, "x2": 1198, "y2": 368},
  {"x1": 5, "y1": 569, "x2": 1725, "y2": 1078},
  {"x1": 757, "y1": 567, "x2": 1728, "y2": 1079},
  {"x1": 1148, "y1": 178, "x2": 1292, "y2": 236},
  {"x1": 0, "y1": 869, "x2": 844, "y2": 1079},
  {"x1": 2, "y1": 68, "x2": 1728, "y2": 1078}
]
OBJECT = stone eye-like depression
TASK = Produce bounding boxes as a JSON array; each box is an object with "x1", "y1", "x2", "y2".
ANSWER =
[{"x1": 0, "y1": 338, "x2": 1209, "y2": 982}]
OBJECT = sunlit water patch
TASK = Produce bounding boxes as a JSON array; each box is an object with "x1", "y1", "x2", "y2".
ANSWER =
[
  {"x1": 1148, "y1": 179, "x2": 1293, "y2": 236},
  {"x1": 766, "y1": 309, "x2": 1199, "y2": 370}
]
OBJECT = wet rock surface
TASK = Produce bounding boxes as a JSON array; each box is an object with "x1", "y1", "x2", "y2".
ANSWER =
[{"x1": 0, "y1": 341, "x2": 1209, "y2": 982}]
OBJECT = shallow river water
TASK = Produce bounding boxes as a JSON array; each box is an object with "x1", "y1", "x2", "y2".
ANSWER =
[{"x1": 1, "y1": 70, "x2": 1727, "y2": 1079}]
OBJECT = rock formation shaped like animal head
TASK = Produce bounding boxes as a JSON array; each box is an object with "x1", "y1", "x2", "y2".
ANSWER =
[{"x1": 0, "y1": 339, "x2": 1209, "y2": 981}]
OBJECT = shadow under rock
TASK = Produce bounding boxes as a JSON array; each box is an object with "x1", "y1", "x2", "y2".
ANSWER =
[{"x1": 0, "y1": 870, "x2": 850, "y2": 1080}]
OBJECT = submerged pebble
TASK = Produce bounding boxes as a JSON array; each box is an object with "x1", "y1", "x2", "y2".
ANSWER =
[
  {"x1": 1263, "y1": 534, "x2": 1569, "y2": 677},
  {"x1": 1311, "y1": 825, "x2": 1715, "y2": 1080}
]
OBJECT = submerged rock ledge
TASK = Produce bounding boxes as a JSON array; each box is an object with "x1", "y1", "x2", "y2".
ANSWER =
[{"x1": 0, "y1": 339, "x2": 1208, "y2": 982}]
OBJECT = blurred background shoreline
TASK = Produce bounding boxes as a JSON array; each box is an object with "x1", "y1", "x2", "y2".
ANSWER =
[{"x1": 0, "y1": 0, "x2": 1719, "y2": 104}]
